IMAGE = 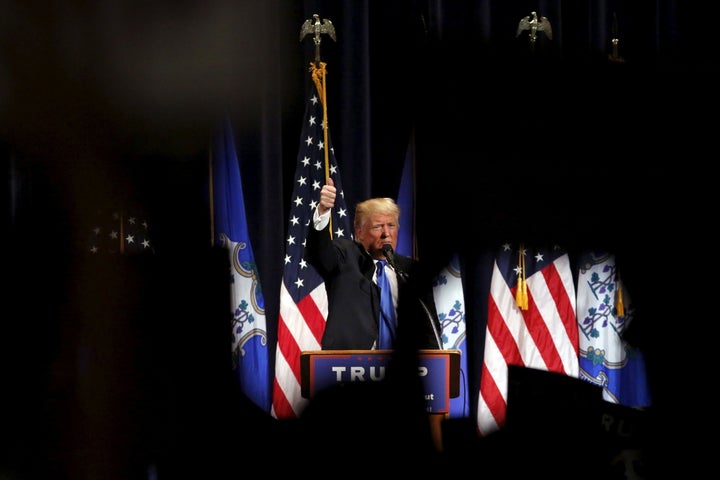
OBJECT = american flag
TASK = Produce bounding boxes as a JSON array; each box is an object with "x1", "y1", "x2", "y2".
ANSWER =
[
  {"x1": 212, "y1": 117, "x2": 271, "y2": 413},
  {"x1": 86, "y1": 211, "x2": 154, "y2": 255},
  {"x1": 477, "y1": 243, "x2": 578, "y2": 436},
  {"x1": 271, "y1": 86, "x2": 352, "y2": 419},
  {"x1": 397, "y1": 139, "x2": 469, "y2": 418}
]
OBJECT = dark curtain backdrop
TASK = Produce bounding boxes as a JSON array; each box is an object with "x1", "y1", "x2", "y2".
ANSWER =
[{"x1": 3, "y1": 0, "x2": 707, "y2": 478}]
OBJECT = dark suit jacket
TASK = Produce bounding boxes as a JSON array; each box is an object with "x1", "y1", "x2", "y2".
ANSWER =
[{"x1": 305, "y1": 223, "x2": 442, "y2": 350}]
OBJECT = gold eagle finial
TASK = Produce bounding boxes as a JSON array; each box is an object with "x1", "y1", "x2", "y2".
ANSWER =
[
  {"x1": 516, "y1": 11, "x2": 552, "y2": 51},
  {"x1": 300, "y1": 14, "x2": 336, "y2": 65}
]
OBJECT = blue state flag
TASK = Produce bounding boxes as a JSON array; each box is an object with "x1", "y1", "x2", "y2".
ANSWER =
[
  {"x1": 433, "y1": 253, "x2": 470, "y2": 418},
  {"x1": 396, "y1": 135, "x2": 415, "y2": 257},
  {"x1": 396, "y1": 136, "x2": 469, "y2": 417},
  {"x1": 212, "y1": 117, "x2": 271, "y2": 413},
  {"x1": 576, "y1": 251, "x2": 652, "y2": 407}
]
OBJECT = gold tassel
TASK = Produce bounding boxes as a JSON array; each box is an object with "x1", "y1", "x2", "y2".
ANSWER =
[
  {"x1": 310, "y1": 61, "x2": 334, "y2": 239},
  {"x1": 515, "y1": 277, "x2": 524, "y2": 308},
  {"x1": 616, "y1": 271, "x2": 624, "y2": 317},
  {"x1": 310, "y1": 62, "x2": 328, "y2": 106},
  {"x1": 515, "y1": 245, "x2": 528, "y2": 310}
]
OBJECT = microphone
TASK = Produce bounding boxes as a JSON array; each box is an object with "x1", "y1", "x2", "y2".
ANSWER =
[
  {"x1": 382, "y1": 244, "x2": 405, "y2": 280},
  {"x1": 381, "y1": 243, "x2": 396, "y2": 266}
]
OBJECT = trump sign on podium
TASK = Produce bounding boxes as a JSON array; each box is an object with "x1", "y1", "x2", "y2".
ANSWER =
[{"x1": 300, "y1": 350, "x2": 461, "y2": 413}]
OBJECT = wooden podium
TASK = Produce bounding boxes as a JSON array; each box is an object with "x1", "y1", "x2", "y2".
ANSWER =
[{"x1": 300, "y1": 349, "x2": 461, "y2": 450}]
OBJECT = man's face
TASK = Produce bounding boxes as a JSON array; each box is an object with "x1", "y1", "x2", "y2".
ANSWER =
[{"x1": 356, "y1": 213, "x2": 398, "y2": 260}]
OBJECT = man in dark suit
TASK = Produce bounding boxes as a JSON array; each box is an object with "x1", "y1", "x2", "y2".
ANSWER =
[{"x1": 305, "y1": 178, "x2": 442, "y2": 351}]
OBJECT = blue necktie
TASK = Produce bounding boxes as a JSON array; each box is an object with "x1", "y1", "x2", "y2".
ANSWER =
[{"x1": 376, "y1": 260, "x2": 396, "y2": 349}]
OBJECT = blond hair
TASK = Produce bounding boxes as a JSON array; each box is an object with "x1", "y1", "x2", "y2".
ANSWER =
[{"x1": 353, "y1": 197, "x2": 400, "y2": 230}]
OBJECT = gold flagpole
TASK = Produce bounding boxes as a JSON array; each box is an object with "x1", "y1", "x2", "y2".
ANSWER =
[
  {"x1": 119, "y1": 213, "x2": 125, "y2": 254},
  {"x1": 301, "y1": 14, "x2": 336, "y2": 237},
  {"x1": 209, "y1": 142, "x2": 215, "y2": 248}
]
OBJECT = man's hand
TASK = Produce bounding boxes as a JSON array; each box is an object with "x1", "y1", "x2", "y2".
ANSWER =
[{"x1": 318, "y1": 177, "x2": 336, "y2": 215}]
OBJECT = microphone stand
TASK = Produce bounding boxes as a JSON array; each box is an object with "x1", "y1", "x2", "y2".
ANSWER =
[
  {"x1": 383, "y1": 247, "x2": 443, "y2": 350},
  {"x1": 416, "y1": 293, "x2": 443, "y2": 350}
]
